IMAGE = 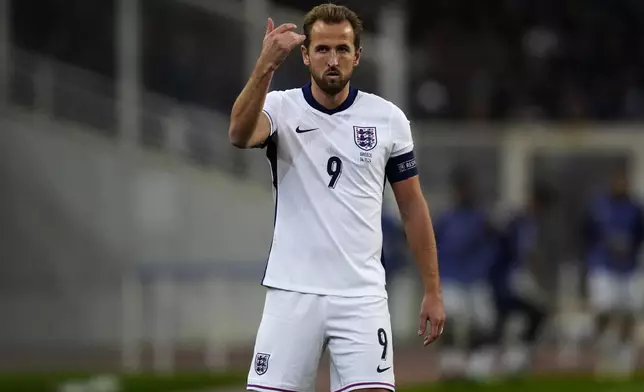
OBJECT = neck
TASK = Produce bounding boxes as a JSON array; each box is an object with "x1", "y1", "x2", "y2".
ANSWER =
[{"x1": 311, "y1": 79, "x2": 351, "y2": 109}]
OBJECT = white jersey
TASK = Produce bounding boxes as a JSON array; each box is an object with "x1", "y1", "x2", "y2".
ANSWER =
[{"x1": 258, "y1": 83, "x2": 418, "y2": 298}]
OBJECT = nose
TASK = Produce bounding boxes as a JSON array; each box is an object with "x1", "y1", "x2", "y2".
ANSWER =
[{"x1": 327, "y1": 50, "x2": 339, "y2": 67}]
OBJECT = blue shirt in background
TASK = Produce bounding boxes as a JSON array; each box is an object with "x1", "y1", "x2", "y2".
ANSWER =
[
  {"x1": 489, "y1": 213, "x2": 538, "y2": 299},
  {"x1": 583, "y1": 194, "x2": 644, "y2": 274},
  {"x1": 435, "y1": 206, "x2": 499, "y2": 285}
]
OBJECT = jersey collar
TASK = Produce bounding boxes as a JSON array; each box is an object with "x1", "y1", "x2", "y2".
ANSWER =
[{"x1": 302, "y1": 82, "x2": 359, "y2": 115}]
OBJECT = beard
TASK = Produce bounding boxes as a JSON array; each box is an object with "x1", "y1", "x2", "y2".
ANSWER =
[{"x1": 310, "y1": 67, "x2": 353, "y2": 96}]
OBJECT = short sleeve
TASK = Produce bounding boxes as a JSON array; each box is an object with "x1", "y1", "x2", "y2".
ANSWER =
[
  {"x1": 385, "y1": 105, "x2": 418, "y2": 183},
  {"x1": 389, "y1": 105, "x2": 414, "y2": 157},
  {"x1": 262, "y1": 90, "x2": 282, "y2": 137}
]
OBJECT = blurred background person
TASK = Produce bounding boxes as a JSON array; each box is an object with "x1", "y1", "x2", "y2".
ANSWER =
[
  {"x1": 434, "y1": 166, "x2": 499, "y2": 379},
  {"x1": 581, "y1": 166, "x2": 644, "y2": 375},
  {"x1": 488, "y1": 183, "x2": 556, "y2": 375}
]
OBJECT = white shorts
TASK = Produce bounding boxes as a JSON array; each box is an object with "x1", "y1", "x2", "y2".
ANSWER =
[
  {"x1": 588, "y1": 270, "x2": 644, "y2": 313},
  {"x1": 441, "y1": 282, "x2": 495, "y2": 331},
  {"x1": 247, "y1": 288, "x2": 395, "y2": 392}
]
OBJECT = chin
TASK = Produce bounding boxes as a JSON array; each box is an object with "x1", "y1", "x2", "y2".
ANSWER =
[
  {"x1": 320, "y1": 80, "x2": 348, "y2": 96},
  {"x1": 322, "y1": 87, "x2": 344, "y2": 96}
]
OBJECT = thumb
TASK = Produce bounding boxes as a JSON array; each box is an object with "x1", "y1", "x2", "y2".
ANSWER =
[{"x1": 265, "y1": 17, "x2": 274, "y2": 36}]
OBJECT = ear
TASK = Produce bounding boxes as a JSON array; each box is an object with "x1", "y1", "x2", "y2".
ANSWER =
[
  {"x1": 354, "y1": 46, "x2": 362, "y2": 67},
  {"x1": 301, "y1": 44, "x2": 310, "y2": 66}
]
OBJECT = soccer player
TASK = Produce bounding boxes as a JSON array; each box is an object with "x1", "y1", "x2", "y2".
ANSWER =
[
  {"x1": 228, "y1": 4, "x2": 445, "y2": 392},
  {"x1": 432, "y1": 167, "x2": 498, "y2": 377},
  {"x1": 489, "y1": 184, "x2": 552, "y2": 374},
  {"x1": 582, "y1": 167, "x2": 644, "y2": 373}
]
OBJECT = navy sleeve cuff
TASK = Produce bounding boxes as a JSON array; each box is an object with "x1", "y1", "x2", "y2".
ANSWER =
[{"x1": 386, "y1": 150, "x2": 418, "y2": 183}]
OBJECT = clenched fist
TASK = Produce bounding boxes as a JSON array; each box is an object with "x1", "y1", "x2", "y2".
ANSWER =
[{"x1": 259, "y1": 18, "x2": 306, "y2": 72}]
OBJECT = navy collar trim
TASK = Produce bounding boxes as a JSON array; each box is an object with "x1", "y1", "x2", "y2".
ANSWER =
[{"x1": 302, "y1": 82, "x2": 359, "y2": 115}]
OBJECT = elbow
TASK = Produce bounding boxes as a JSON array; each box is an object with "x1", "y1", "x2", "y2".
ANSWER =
[
  {"x1": 229, "y1": 136, "x2": 247, "y2": 149},
  {"x1": 228, "y1": 124, "x2": 249, "y2": 149}
]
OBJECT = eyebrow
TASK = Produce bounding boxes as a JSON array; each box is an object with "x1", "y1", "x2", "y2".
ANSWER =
[{"x1": 314, "y1": 43, "x2": 351, "y2": 49}]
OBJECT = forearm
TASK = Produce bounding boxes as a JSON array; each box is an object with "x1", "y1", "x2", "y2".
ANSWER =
[
  {"x1": 401, "y1": 197, "x2": 441, "y2": 297},
  {"x1": 228, "y1": 59, "x2": 274, "y2": 147}
]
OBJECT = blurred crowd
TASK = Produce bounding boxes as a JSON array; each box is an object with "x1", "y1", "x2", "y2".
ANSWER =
[
  {"x1": 407, "y1": 0, "x2": 644, "y2": 121},
  {"x1": 11, "y1": 0, "x2": 644, "y2": 123},
  {"x1": 383, "y1": 163, "x2": 644, "y2": 377}
]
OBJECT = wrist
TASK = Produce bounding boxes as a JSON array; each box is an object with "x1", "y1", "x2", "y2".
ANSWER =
[
  {"x1": 255, "y1": 56, "x2": 279, "y2": 75},
  {"x1": 423, "y1": 288, "x2": 442, "y2": 299}
]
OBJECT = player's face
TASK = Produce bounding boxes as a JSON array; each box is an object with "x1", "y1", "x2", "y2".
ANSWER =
[{"x1": 302, "y1": 20, "x2": 361, "y2": 96}]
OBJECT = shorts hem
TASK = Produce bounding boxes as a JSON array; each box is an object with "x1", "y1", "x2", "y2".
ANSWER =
[
  {"x1": 261, "y1": 282, "x2": 388, "y2": 299},
  {"x1": 247, "y1": 383, "x2": 300, "y2": 392},
  {"x1": 334, "y1": 381, "x2": 395, "y2": 392}
]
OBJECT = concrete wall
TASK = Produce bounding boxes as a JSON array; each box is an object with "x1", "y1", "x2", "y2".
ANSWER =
[{"x1": 0, "y1": 112, "x2": 275, "y2": 348}]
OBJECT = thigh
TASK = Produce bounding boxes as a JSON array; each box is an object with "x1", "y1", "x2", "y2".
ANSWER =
[
  {"x1": 509, "y1": 268, "x2": 549, "y2": 306},
  {"x1": 326, "y1": 296, "x2": 395, "y2": 392},
  {"x1": 442, "y1": 283, "x2": 470, "y2": 325},
  {"x1": 470, "y1": 283, "x2": 496, "y2": 331},
  {"x1": 625, "y1": 274, "x2": 644, "y2": 313},
  {"x1": 247, "y1": 289, "x2": 326, "y2": 392},
  {"x1": 588, "y1": 270, "x2": 619, "y2": 313}
]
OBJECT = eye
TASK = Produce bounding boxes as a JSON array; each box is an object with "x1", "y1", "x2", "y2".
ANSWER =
[{"x1": 316, "y1": 46, "x2": 328, "y2": 53}]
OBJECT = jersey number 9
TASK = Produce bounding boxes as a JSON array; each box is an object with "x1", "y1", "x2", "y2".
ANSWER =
[
  {"x1": 378, "y1": 328, "x2": 388, "y2": 360},
  {"x1": 327, "y1": 156, "x2": 343, "y2": 189}
]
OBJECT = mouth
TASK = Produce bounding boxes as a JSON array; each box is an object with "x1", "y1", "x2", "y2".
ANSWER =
[{"x1": 325, "y1": 70, "x2": 341, "y2": 77}]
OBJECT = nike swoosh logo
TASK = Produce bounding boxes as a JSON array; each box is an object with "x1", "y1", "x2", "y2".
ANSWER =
[
  {"x1": 295, "y1": 126, "x2": 319, "y2": 134},
  {"x1": 376, "y1": 365, "x2": 391, "y2": 373}
]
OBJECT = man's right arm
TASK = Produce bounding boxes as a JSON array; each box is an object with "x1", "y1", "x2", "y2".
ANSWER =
[
  {"x1": 228, "y1": 62, "x2": 274, "y2": 149},
  {"x1": 228, "y1": 18, "x2": 304, "y2": 149}
]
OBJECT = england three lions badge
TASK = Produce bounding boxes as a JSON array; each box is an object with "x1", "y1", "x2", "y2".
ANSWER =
[
  {"x1": 255, "y1": 353, "x2": 270, "y2": 375},
  {"x1": 354, "y1": 126, "x2": 378, "y2": 151}
]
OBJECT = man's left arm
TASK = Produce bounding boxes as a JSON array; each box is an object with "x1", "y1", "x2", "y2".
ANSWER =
[
  {"x1": 386, "y1": 104, "x2": 445, "y2": 345},
  {"x1": 390, "y1": 175, "x2": 445, "y2": 346}
]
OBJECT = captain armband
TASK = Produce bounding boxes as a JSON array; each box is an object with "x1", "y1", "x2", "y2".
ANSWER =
[{"x1": 385, "y1": 150, "x2": 418, "y2": 183}]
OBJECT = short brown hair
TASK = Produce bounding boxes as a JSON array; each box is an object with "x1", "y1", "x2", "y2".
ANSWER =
[{"x1": 302, "y1": 3, "x2": 363, "y2": 49}]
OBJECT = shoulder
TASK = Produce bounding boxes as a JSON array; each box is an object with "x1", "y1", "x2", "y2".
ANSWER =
[
  {"x1": 264, "y1": 88, "x2": 306, "y2": 124},
  {"x1": 628, "y1": 199, "x2": 644, "y2": 215},
  {"x1": 356, "y1": 91, "x2": 409, "y2": 123},
  {"x1": 266, "y1": 87, "x2": 301, "y2": 101},
  {"x1": 625, "y1": 195, "x2": 644, "y2": 208}
]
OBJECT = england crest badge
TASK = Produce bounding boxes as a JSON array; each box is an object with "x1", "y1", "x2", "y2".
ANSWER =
[
  {"x1": 255, "y1": 353, "x2": 270, "y2": 375},
  {"x1": 353, "y1": 126, "x2": 378, "y2": 151}
]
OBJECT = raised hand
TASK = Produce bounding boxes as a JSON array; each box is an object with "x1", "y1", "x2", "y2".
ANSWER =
[{"x1": 259, "y1": 17, "x2": 306, "y2": 72}]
